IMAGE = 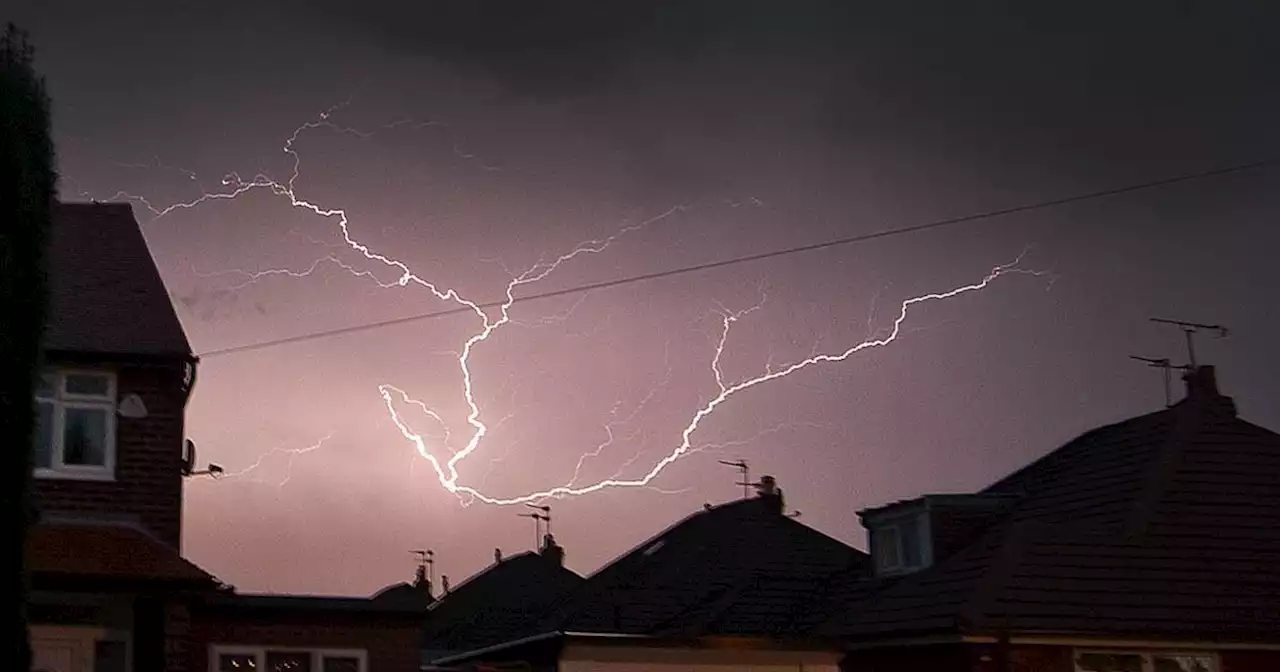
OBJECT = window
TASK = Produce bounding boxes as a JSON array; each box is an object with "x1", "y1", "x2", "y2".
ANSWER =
[
  {"x1": 211, "y1": 646, "x2": 367, "y2": 672},
  {"x1": 34, "y1": 370, "x2": 117, "y2": 480},
  {"x1": 871, "y1": 512, "x2": 931, "y2": 575},
  {"x1": 1075, "y1": 650, "x2": 1218, "y2": 672}
]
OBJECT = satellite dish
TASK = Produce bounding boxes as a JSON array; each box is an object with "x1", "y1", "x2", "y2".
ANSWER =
[{"x1": 117, "y1": 394, "x2": 148, "y2": 419}]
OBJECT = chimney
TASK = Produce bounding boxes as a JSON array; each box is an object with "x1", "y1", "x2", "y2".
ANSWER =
[
  {"x1": 441, "y1": 575, "x2": 450, "y2": 594},
  {"x1": 540, "y1": 533, "x2": 565, "y2": 567},
  {"x1": 413, "y1": 563, "x2": 433, "y2": 599},
  {"x1": 1181, "y1": 365, "x2": 1236, "y2": 416},
  {"x1": 494, "y1": 548, "x2": 503, "y2": 564},
  {"x1": 755, "y1": 475, "x2": 785, "y2": 515},
  {"x1": 1183, "y1": 365, "x2": 1219, "y2": 399}
]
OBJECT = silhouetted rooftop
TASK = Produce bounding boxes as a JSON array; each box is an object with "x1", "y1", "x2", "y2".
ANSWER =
[
  {"x1": 422, "y1": 549, "x2": 583, "y2": 655},
  {"x1": 546, "y1": 493, "x2": 866, "y2": 637},
  {"x1": 43, "y1": 202, "x2": 191, "y2": 358},
  {"x1": 819, "y1": 367, "x2": 1280, "y2": 642}
]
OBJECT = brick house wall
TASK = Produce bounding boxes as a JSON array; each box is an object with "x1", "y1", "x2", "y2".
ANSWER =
[
  {"x1": 842, "y1": 643, "x2": 980, "y2": 672},
  {"x1": 844, "y1": 644, "x2": 1280, "y2": 672},
  {"x1": 33, "y1": 358, "x2": 189, "y2": 548},
  {"x1": 188, "y1": 611, "x2": 424, "y2": 672}
]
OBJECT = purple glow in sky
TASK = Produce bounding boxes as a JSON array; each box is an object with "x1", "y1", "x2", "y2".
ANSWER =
[{"x1": 10, "y1": 0, "x2": 1279, "y2": 595}]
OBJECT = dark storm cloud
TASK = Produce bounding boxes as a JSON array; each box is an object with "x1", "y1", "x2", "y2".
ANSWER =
[
  {"x1": 299, "y1": 0, "x2": 868, "y2": 100},
  {"x1": 301, "y1": 1, "x2": 1279, "y2": 101}
]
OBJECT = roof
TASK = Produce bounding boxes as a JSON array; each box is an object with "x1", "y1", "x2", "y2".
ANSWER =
[
  {"x1": 202, "y1": 592, "x2": 432, "y2": 617},
  {"x1": 819, "y1": 367, "x2": 1280, "y2": 643},
  {"x1": 27, "y1": 520, "x2": 216, "y2": 584},
  {"x1": 42, "y1": 202, "x2": 191, "y2": 357},
  {"x1": 546, "y1": 494, "x2": 867, "y2": 638},
  {"x1": 372, "y1": 581, "x2": 436, "y2": 610},
  {"x1": 422, "y1": 550, "x2": 584, "y2": 654},
  {"x1": 430, "y1": 629, "x2": 842, "y2": 667}
]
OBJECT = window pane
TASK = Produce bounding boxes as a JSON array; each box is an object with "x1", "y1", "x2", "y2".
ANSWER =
[
  {"x1": 94, "y1": 640, "x2": 129, "y2": 672},
  {"x1": 65, "y1": 373, "x2": 111, "y2": 397},
  {"x1": 900, "y1": 517, "x2": 921, "y2": 567},
  {"x1": 323, "y1": 657, "x2": 360, "y2": 672},
  {"x1": 1076, "y1": 652, "x2": 1144, "y2": 672},
  {"x1": 33, "y1": 402, "x2": 54, "y2": 469},
  {"x1": 266, "y1": 651, "x2": 311, "y2": 672},
  {"x1": 874, "y1": 526, "x2": 900, "y2": 569},
  {"x1": 63, "y1": 407, "x2": 109, "y2": 466},
  {"x1": 1153, "y1": 654, "x2": 1216, "y2": 672},
  {"x1": 218, "y1": 653, "x2": 257, "y2": 671}
]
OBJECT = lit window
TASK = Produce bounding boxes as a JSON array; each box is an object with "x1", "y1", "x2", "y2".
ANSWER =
[
  {"x1": 212, "y1": 647, "x2": 367, "y2": 672},
  {"x1": 33, "y1": 370, "x2": 117, "y2": 480},
  {"x1": 1074, "y1": 650, "x2": 1218, "y2": 672}
]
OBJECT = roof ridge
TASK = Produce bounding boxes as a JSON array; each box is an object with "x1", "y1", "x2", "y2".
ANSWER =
[{"x1": 980, "y1": 407, "x2": 1173, "y2": 495}]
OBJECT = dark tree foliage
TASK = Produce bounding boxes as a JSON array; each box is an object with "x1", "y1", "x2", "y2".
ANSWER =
[{"x1": 0, "y1": 22, "x2": 56, "y2": 672}]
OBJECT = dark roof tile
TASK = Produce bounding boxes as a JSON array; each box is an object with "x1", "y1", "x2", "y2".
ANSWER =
[
  {"x1": 820, "y1": 373, "x2": 1280, "y2": 642},
  {"x1": 548, "y1": 494, "x2": 866, "y2": 637},
  {"x1": 27, "y1": 521, "x2": 215, "y2": 584},
  {"x1": 423, "y1": 551, "x2": 582, "y2": 653},
  {"x1": 43, "y1": 202, "x2": 191, "y2": 357}
]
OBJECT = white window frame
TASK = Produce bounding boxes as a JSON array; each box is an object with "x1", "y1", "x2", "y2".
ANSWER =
[
  {"x1": 871, "y1": 511, "x2": 932, "y2": 576},
  {"x1": 210, "y1": 645, "x2": 369, "y2": 672},
  {"x1": 1073, "y1": 648, "x2": 1220, "y2": 672},
  {"x1": 33, "y1": 369, "x2": 118, "y2": 481}
]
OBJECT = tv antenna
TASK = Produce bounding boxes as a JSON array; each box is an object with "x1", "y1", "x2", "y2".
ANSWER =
[
  {"x1": 1127, "y1": 356, "x2": 1187, "y2": 407},
  {"x1": 1149, "y1": 318, "x2": 1229, "y2": 369},
  {"x1": 518, "y1": 505, "x2": 550, "y2": 549},
  {"x1": 411, "y1": 549, "x2": 434, "y2": 587},
  {"x1": 718, "y1": 459, "x2": 750, "y2": 499}
]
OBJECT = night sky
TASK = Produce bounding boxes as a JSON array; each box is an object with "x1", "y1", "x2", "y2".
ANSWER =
[{"x1": 11, "y1": 1, "x2": 1279, "y2": 595}]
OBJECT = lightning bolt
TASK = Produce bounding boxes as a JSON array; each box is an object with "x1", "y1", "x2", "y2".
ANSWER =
[
  {"x1": 214, "y1": 432, "x2": 335, "y2": 488},
  {"x1": 96, "y1": 101, "x2": 1048, "y2": 507}
]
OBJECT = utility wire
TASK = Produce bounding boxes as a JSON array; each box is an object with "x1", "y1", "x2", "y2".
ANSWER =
[{"x1": 199, "y1": 158, "x2": 1277, "y2": 358}]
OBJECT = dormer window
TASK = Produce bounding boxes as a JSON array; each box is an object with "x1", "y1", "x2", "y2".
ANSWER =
[
  {"x1": 33, "y1": 370, "x2": 117, "y2": 481},
  {"x1": 869, "y1": 511, "x2": 931, "y2": 576}
]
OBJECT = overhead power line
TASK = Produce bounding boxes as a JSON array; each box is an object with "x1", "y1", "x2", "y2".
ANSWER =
[{"x1": 199, "y1": 158, "x2": 1276, "y2": 359}]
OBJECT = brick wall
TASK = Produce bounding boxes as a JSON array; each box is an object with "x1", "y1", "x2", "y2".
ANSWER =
[
  {"x1": 1006, "y1": 645, "x2": 1073, "y2": 672},
  {"x1": 189, "y1": 612, "x2": 423, "y2": 672},
  {"x1": 1221, "y1": 650, "x2": 1280, "y2": 672},
  {"x1": 842, "y1": 643, "x2": 979, "y2": 672},
  {"x1": 33, "y1": 359, "x2": 188, "y2": 548},
  {"x1": 845, "y1": 644, "x2": 1280, "y2": 672}
]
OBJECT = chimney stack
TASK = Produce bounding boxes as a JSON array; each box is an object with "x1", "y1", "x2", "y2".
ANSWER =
[
  {"x1": 494, "y1": 548, "x2": 503, "y2": 564},
  {"x1": 1183, "y1": 365, "x2": 1219, "y2": 399},
  {"x1": 755, "y1": 475, "x2": 785, "y2": 515},
  {"x1": 1181, "y1": 365, "x2": 1236, "y2": 416},
  {"x1": 540, "y1": 533, "x2": 565, "y2": 567},
  {"x1": 413, "y1": 564, "x2": 433, "y2": 598},
  {"x1": 441, "y1": 575, "x2": 450, "y2": 595}
]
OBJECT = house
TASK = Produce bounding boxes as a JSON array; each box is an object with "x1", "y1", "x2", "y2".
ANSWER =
[
  {"x1": 420, "y1": 536, "x2": 583, "y2": 663},
  {"x1": 817, "y1": 365, "x2": 1280, "y2": 672},
  {"x1": 29, "y1": 202, "x2": 219, "y2": 672},
  {"x1": 191, "y1": 593, "x2": 429, "y2": 672},
  {"x1": 26, "y1": 202, "x2": 428, "y2": 672},
  {"x1": 428, "y1": 480, "x2": 865, "y2": 670}
]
